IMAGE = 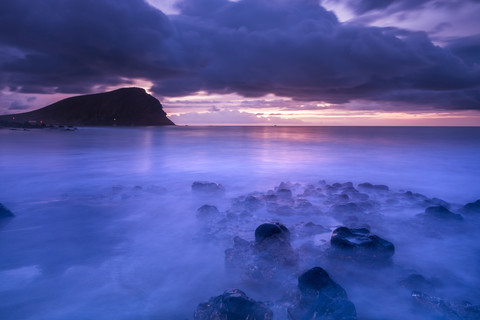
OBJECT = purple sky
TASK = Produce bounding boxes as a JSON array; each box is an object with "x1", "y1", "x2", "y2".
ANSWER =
[{"x1": 1, "y1": 0, "x2": 479, "y2": 125}]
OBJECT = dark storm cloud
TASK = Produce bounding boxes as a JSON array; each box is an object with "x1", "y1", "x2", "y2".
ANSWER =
[
  {"x1": 0, "y1": 0, "x2": 479, "y2": 110},
  {"x1": 152, "y1": 0, "x2": 480, "y2": 109},
  {"x1": 0, "y1": 0, "x2": 182, "y2": 93},
  {"x1": 336, "y1": 0, "x2": 479, "y2": 14}
]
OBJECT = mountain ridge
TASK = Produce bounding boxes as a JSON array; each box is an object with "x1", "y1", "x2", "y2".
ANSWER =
[{"x1": 0, "y1": 87, "x2": 175, "y2": 127}]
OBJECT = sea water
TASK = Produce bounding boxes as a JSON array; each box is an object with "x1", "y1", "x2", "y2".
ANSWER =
[{"x1": 0, "y1": 126, "x2": 479, "y2": 319}]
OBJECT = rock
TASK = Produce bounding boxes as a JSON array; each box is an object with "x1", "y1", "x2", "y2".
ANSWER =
[
  {"x1": 330, "y1": 227, "x2": 395, "y2": 263},
  {"x1": 424, "y1": 206, "x2": 463, "y2": 221},
  {"x1": 196, "y1": 205, "x2": 220, "y2": 219},
  {"x1": 194, "y1": 289, "x2": 273, "y2": 320},
  {"x1": 412, "y1": 291, "x2": 480, "y2": 320},
  {"x1": 255, "y1": 223, "x2": 290, "y2": 244},
  {"x1": 0, "y1": 203, "x2": 14, "y2": 218},
  {"x1": 329, "y1": 203, "x2": 364, "y2": 222},
  {"x1": 192, "y1": 181, "x2": 225, "y2": 194},
  {"x1": 288, "y1": 267, "x2": 357, "y2": 320},
  {"x1": 232, "y1": 194, "x2": 265, "y2": 212},
  {"x1": 358, "y1": 183, "x2": 389, "y2": 191},
  {"x1": 399, "y1": 274, "x2": 436, "y2": 292},
  {"x1": 303, "y1": 222, "x2": 330, "y2": 235},
  {"x1": 225, "y1": 236, "x2": 252, "y2": 267},
  {"x1": 295, "y1": 199, "x2": 313, "y2": 210},
  {"x1": 276, "y1": 188, "x2": 293, "y2": 199},
  {"x1": 267, "y1": 204, "x2": 295, "y2": 216},
  {"x1": 461, "y1": 200, "x2": 480, "y2": 214},
  {"x1": 424, "y1": 197, "x2": 451, "y2": 209},
  {"x1": 226, "y1": 223, "x2": 297, "y2": 281}
]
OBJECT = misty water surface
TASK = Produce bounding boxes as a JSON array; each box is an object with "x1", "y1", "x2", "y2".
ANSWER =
[{"x1": 0, "y1": 126, "x2": 479, "y2": 319}]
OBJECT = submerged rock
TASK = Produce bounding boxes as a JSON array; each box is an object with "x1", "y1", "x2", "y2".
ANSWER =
[
  {"x1": 192, "y1": 181, "x2": 225, "y2": 194},
  {"x1": 225, "y1": 223, "x2": 297, "y2": 282},
  {"x1": 358, "y1": 183, "x2": 389, "y2": 192},
  {"x1": 329, "y1": 203, "x2": 364, "y2": 221},
  {"x1": 424, "y1": 206, "x2": 463, "y2": 221},
  {"x1": 412, "y1": 291, "x2": 480, "y2": 320},
  {"x1": 330, "y1": 227, "x2": 395, "y2": 263},
  {"x1": 461, "y1": 200, "x2": 480, "y2": 214},
  {"x1": 288, "y1": 267, "x2": 357, "y2": 320},
  {"x1": 196, "y1": 205, "x2": 220, "y2": 219},
  {"x1": 399, "y1": 274, "x2": 436, "y2": 292},
  {"x1": 194, "y1": 288, "x2": 273, "y2": 320},
  {"x1": 0, "y1": 203, "x2": 14, "y2": 218}
]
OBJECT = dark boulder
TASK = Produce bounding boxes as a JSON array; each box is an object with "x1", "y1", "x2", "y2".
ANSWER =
[
  {"x1": 0, "y1": 203, "x2": 14, "y2": 218},
  {"x1": 196, "y1": 205, "x2": 220, "y2": 219},
  {"x1": 424, "y1": 206, "x2": 463, "y2": 221},
  {"x1": 330, "y1": 227, "x2": 395, "y2": 263},
  {"x1": 254, "y1": 223, "x2": 297, "y2": 267},
  {"x1": 358, "y1": 183, "x2": 389, "y2": 191},
  {"x1": 192, "y1": 181, "x2": 225, "y2": 194},
  {"x1": 461, "y1": 200, "x2": 480, "y2": 214},
  {"x1": 255, "y1": 223, "x2": 290, "y2": 244},
  {"x1": 194, "y1": 289, "x2": 273, "y2": 320},
  {"x1": 288, "y1": 267, "x2": 357, "y2": 320},
  {"x1": 225, "y1": 223, "x2": 297, "y2": 281}
]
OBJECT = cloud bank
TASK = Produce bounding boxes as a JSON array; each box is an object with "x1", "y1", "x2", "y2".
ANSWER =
[{"x1": 0, "y1": 0, "x2": 479, "y2": 111}]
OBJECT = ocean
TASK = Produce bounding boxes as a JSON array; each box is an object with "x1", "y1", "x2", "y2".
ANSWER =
[{"x1": 0, "y1": 126, "x2": 479, "y2": 319}]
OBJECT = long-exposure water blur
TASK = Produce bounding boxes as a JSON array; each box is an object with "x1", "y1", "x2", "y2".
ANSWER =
[{"x1": 1, "y1": 126, "x2": 479, "y2": 320}]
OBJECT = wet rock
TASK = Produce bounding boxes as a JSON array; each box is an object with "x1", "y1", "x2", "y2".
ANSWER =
[
  {"x1": 288, "y1": 267, "x2": 357, "y2": 320},
  {"x1": 267, "y1": 203, "x2": 295, "y2": 216},
  {"x1": 196, "y1": 205, "x2": 220, "y2": 219},
  {"x1": 461, "y1": 200, "x2": 480, "y2": 214},
  {"x1": 255, "y1": 223, "x2": 290, "y2": 244},
  {"x1": 225, "y1": 236, "x2": 252, "y2": 267},
  {"x1": 0, "y1": 203, "x2": 14, "y2": 218},
  {"x1": 424, "y1": 197, "x2": 451, "y2": 209},
  {"x1": 399, "y1": 274, "x2": 436, "y2": 292},
  {"x1": 244, "y1": 195, "x2": 265, "y2": 211},
  {"x1": 412, "y1": 291, "x2": 480, "y2": 320},
  {"x1": 329, "y1": 203, "x2": 364, "y2": 222},
  {"x1": 300, "y1": 222, "x2": 330, "y2": 236},
  {"x1": 295, "y1": 199, "x2": 313, "y2": 210},
  {"x1": 424, "y1": 206, "x2": 463, "y2": 221},
  {"x1": 341, "y1": 189, "x2": 369, "y2": 202},
  {"x1": 358, "y1": 183, "x2": 389, "y2": 191},
  {"x1": 276, "y1": 188, "x2": 293, "y2": 200},
  {"x1": 192, "y1": 181, "x2": 225, "y2": 194},
  {"x1": 330, "y1": 227, "x2": 395, "y2": 263},
  {"x1": 232, "y1": 193, "x2": 265, "y2": 212},
  {"x1": 194, "y1": 288, "x2": 273, "y2": 320},
  {"x1": 226, "y1": 223, "x2": 297, "y2": 281}
]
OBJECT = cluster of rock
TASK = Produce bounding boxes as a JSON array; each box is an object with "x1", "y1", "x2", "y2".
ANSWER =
[
  {"x1": 195, "y1": 267, "x2": 357, "y2": 320},
  {"x1": 191, "y1": 180, "x2": 479, "y2": 319}
]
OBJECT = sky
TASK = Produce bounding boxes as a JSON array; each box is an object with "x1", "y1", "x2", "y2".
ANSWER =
[{"x1": 0, "y1": 0, "x2": 479, "y2": 125}]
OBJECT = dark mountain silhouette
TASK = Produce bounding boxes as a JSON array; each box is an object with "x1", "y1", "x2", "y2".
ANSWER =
[{"x1": 0, "y1": 88, "x2": 174, "y2": 127}]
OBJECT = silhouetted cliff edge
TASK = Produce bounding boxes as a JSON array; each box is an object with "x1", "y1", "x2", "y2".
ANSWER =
[{"x1": 0, "y1": 88, "x2": 175, "y2": 127}]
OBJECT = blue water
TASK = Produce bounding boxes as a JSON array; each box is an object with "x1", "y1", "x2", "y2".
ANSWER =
[{"x1": 0, "y1": 126, "x2": 479, "y2": 319}]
